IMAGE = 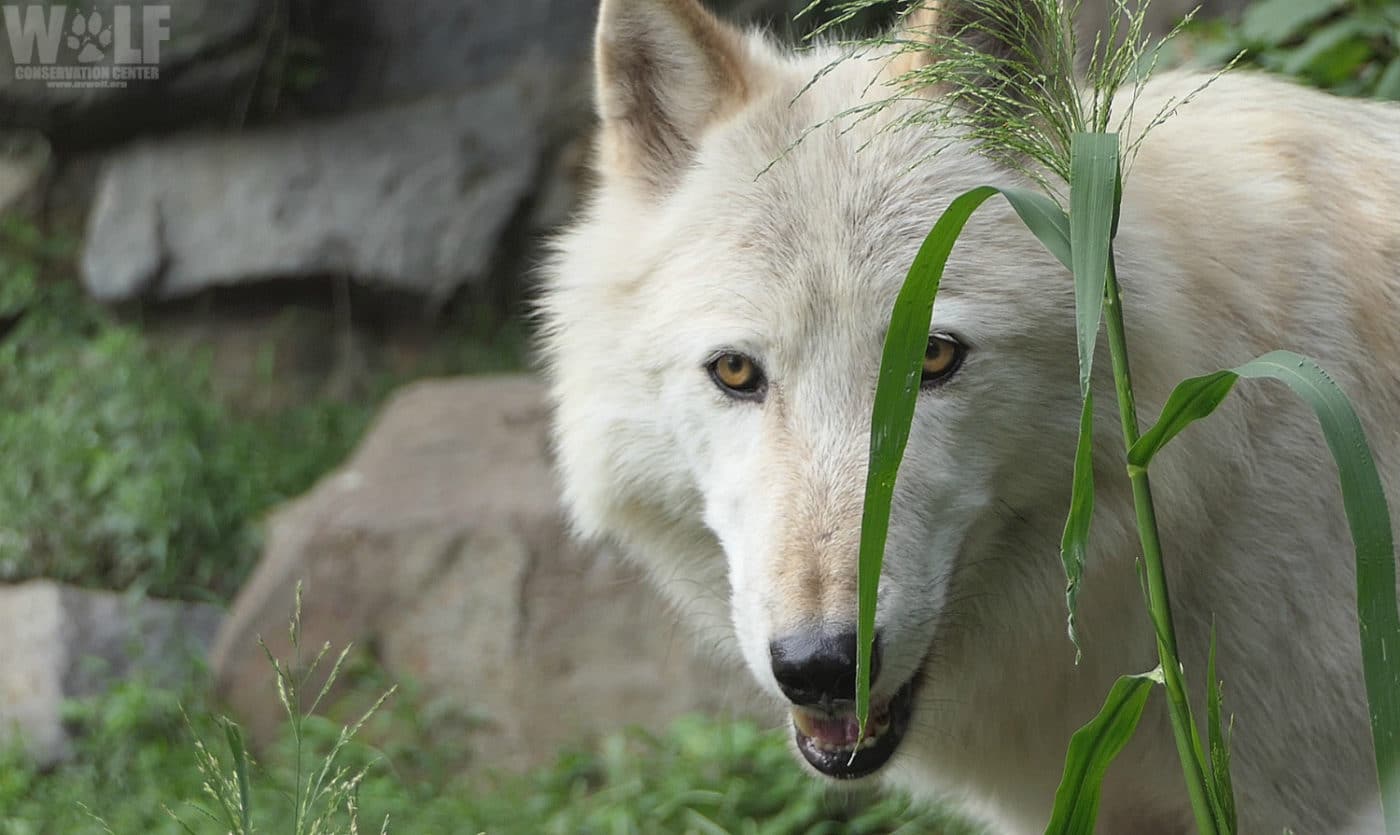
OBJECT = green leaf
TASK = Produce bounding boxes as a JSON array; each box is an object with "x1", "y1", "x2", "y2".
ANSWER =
[
  {"x1": 1374, "y1": 57, "x2": 1400, "y2": 101},
  {"x1": 1206, "y1": 629, "x2": 1237, "y2": 832},
  {"x1": 1001, "y1": 188, "x2": 1072, "y2": 271},
  {"x1": 1128, "y1": 350, "x2": 1400, "y2": 830},
  {"x1": 1053, "y1": 133, "x2": 1120, "y2": 654},
  {"x1": 1044, "y1": 669, "x2": 1163, "y2": 835},
  {"x1": 1239, "y1": 0, "x2": 1347, "y2": 46},
  {"x1": 855, "y1": 178, "x2": 1084, "y2": 720},
  {"x1": 856, "y1": 184, "x2": 1075, "y2": 731},
  {"x1": 1069, "y1": 133, "x2": 1119, "y2": 400},
  {"x1": 856, "y1": 185, "x2": 1001, "y2": 732},
  {"x1": 1281, "y1": 18, "x2": 1372, "y2": 86},
  {"x1": 1127, "y1": 370, "x2": 1238, "y2": 467},
  {"x1": 1059, "y1": 394, "x2": 1095, "y2": 659}
]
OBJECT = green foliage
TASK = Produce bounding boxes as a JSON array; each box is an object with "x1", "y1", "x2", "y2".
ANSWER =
[
  {"x1": 0, "y1": 668, "x2": 203, "y2": 835},
  {"x1": 0, "y1": 681, "x2": 980, "y2": 835},
  {"x1": 1044, "y1": 669, "x2": 1162, "y2": 834},
  {"x1": 0, "y1": 218, "x2": 523, "y2": 601},
  {"x1": 1205, "y1": 633, "x2": 1237, "y2": 834},
  {"x1": 169, "y1": 584, "x2": 395, "y2": 835},
  {"x1": 0, "y1": 250, "x2": 370, "y2": 598},
  {"x1": 1057, "y1": 133, "x2": 1120, "y2": 658},
  {"x1": 1, "y1": 591, "x2": 980, "y2": 835},
  {"x1": 1128, "y1": 351, "x2": 1400, "y2": 830},
  {"x1": 1176, "y1": 0, "x2": 1400, "y2": 99},
  {"x1": 854, "y1": 184, "x2": 998, "y2": 732},
  {"x1": 853, "y1": 181, "x2": 1070, "y2": 727}
]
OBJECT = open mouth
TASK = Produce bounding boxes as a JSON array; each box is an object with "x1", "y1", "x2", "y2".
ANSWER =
[{"x1": 789, "y1": 675, "x2": 918, "y2": 780}]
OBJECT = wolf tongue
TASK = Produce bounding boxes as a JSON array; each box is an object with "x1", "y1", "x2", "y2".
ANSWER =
[
  {"x1": 793, "y1": 709, "x2": 883, "y2": 747},
  {"x1": 800, "y1": 712, "x2": 861, "y2": 746}
]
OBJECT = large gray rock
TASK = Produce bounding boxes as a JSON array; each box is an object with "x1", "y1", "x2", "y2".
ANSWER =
[
  {"x1": 0, "y1": 0, "x2": 272, "y2": 143},
  {"x1": 0, "y1": 581, "x2": 223, "y2": 766},
  {"x1": 209, "y1": 376, "x2": 754, "y2": 770},
  {"x1": 81, "y1": 86, "x2": 542, "y2": 301}
]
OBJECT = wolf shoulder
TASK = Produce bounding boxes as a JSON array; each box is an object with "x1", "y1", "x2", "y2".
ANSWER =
[
  {"x1": 1114, "y1": 72, "x2": 1400, "y2": 380},
  {"x1": 1121, "y1": 70, "x2": 1400, "y2": 251}
]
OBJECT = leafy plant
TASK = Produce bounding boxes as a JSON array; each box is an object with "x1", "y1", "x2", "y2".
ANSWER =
[
  {"x1": 816, "y1": 0, "x2": 1400, "y2": 833},
  {"x1": 0, "y1": 312, "x2": 370, "y2": 598},
  {"x1": 0, "y1": 217, "x2": 526, "y2": 602},
  {"x1": 1172, "y1": 0, "x2": 1400, "y2": 98}
]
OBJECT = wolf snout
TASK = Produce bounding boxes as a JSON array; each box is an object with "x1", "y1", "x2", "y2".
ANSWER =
[{"x1": 768, "y1": 629, "x2": 882, "y2": 707}]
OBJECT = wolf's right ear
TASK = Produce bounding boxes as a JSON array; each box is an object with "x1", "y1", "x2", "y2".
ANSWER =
[
  {"x1": 595, "y1": 0, "x2": 754, "y2": 197},
  {"x1": 885, "y1": 1, "x2": 1044, "y2": 95}
]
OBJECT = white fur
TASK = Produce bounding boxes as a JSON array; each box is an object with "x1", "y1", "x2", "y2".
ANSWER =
[{"x1": 539, "y1": 2, "x2": 1400, "y2": 831}]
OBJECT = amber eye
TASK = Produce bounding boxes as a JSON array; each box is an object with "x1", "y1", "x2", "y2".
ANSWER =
[
  {"x1": 921, "y1": 335, "x2": 964, "y2": 386},
  {"x1": 708, "y1": 352, "x2": 766, "y2": 399}
]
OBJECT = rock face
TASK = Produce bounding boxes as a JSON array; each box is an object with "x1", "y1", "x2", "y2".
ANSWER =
[
  {"x1": 0, "y1": 581, "x2": 223, "y2": 766},
  {"x1": 209, "y1": 376, "x2": 752, "y2": 770},
  {"x1": 82, "y1": 88, "x2": 542, "y2": 302}
]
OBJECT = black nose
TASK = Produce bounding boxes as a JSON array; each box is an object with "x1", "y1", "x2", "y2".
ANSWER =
[{"x1": 769, "y1": 630, "x2": 881, "y2": 707}]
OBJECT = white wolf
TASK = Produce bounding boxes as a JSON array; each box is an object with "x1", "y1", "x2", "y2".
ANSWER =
[{"x1": 539, "y1": 0, "x2": 1400, "y2": 831}]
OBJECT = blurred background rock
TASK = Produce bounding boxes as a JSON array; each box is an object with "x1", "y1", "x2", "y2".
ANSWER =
[{"x1": 3, "y1": 0, "x2": 1394, "y2": 831}]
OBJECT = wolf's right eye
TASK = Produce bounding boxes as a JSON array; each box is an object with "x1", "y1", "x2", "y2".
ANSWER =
[{"x1": 708, "y1": 353, "x2": 767, "y2": 400}]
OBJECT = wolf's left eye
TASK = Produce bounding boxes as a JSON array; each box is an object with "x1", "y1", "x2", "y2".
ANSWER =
[
  {"x1": 708, "y1": 352, "x2": 767, "y2": 400},
  {"x1": 921, "y1": 335, "x2": 965, "y2": 387}
]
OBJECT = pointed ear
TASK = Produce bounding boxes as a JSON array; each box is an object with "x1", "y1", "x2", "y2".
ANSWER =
[
  {"x1": 884, "y1": 3, "x2": 944, "y2": 82},
  {"x1": 594, "y1": 0, "x2": 754, "y2": 196},
  {"x1": 884, "y1": 1, "x2": 1043, "y2": 91}
]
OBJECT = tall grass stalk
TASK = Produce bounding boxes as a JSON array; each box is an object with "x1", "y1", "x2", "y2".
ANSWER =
[
  {"x1": 166, "y1": 582, "x2": 396, "y2": 835},
  {"x1": 827, "y1": 1, "x2": 1400, "y2": 832}
]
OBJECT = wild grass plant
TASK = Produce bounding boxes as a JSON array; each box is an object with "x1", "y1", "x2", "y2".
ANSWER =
[
  {"x1": 811, "y1": 1, "x2": 1400, "y2": 833},
  {"x1": 160, "y1": 584, "x2": 395, "y2": 835}
]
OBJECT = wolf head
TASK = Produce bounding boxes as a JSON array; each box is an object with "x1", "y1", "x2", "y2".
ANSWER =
[{"x1": 541, "y1": 0, "x2": 1083, "y2": 784}]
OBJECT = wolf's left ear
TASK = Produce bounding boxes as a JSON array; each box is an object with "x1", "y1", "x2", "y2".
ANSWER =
[{"x1": 595, "y1": 0, "x2": 754, "y2": 197}]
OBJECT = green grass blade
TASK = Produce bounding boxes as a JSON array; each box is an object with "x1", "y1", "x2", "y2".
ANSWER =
[
  {"x1": 1050, "y1": 133, "x2": 1121, "y2": 654},
  {"x1": 1000, "y1": 188, "x2": 1072, "y2": 271},
  {"x1": 856, "y1": 185, "x2": 1000, "y2": 733},
  {"x1": 857, "y1": 186, "x2": 1072, "y2": 727},
  {"x1": 1045, "y1": 669, "x2": 1163, "y2": 835},
  {"x1": 1206, "y1": 628, "x2": 1237, "y2": 831},
  {"x1": 997, "y1": 188, "x2": 1101, "y2": 655},
  {"x1": 1069, "y1": 133, "x2": 1119, "y2": 399},
  {"x1": 1126, "y1": 370, "x2": 1239, "y2": 467},
  {"x1": 1127, "y1": 350, "x2": 1400, "y2": 829},
  {"x1": 1059, "y1": 394, "x2": 1095, "y2": 659},
  {"x1": 223, "y1": 718, "x2": 253, "y2": 835}
]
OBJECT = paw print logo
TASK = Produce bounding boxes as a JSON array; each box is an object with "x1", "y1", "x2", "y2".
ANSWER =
[{"x1": 67, "y1": 10, "x2": 113, "y2": 64}]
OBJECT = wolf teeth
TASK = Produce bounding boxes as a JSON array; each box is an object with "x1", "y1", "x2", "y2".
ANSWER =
[
  {"x1": 811, "y1": 732, "x2": 884, "y2": 754},
  {"x1": 797, "y1": 712, "x2": 890, "y2": 754}
]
